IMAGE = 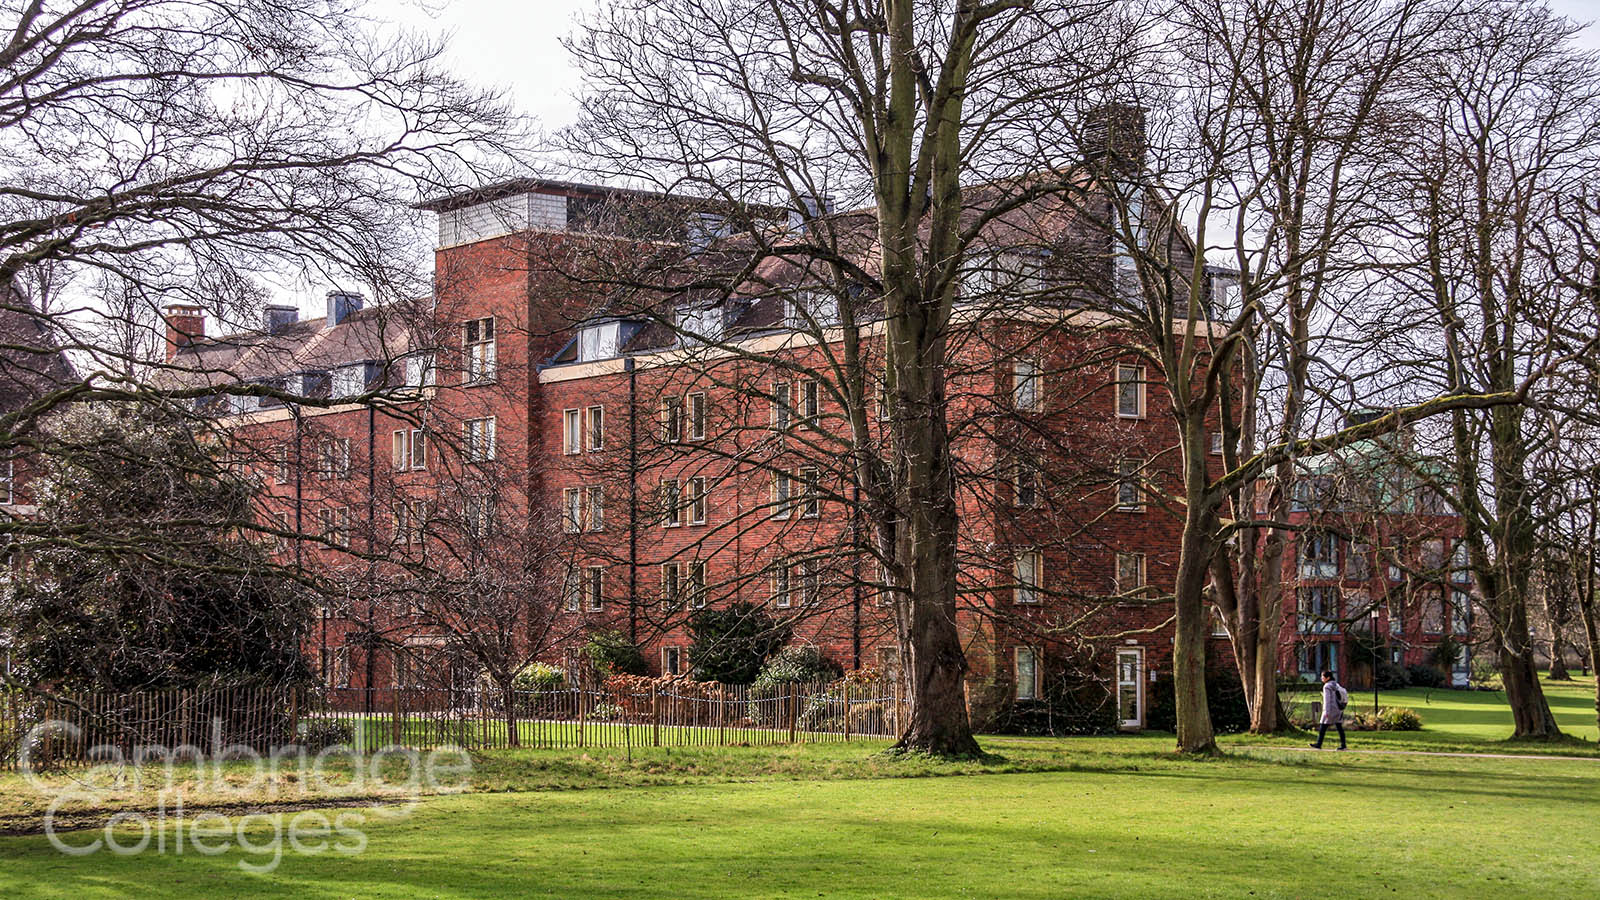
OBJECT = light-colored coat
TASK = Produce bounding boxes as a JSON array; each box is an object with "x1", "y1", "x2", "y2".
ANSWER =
[{"x1": 1321, "y1": 680, "x2": 1345, "y2": 724}]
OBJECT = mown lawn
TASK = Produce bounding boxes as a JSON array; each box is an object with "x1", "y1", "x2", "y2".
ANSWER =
[{"x1": 0, "y1": 742, "x2": 1596, "y2": 899}]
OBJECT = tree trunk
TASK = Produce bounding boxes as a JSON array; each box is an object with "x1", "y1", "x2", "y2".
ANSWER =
[
  {"x1": 501, "y1": 681, "x2": 520, "y2": 749},
  {"x1": 1494, "y1": 598, "x2": 1561, "y2": 739},
  {"x1": 1174, "y1": 487, "x2": 1218, "y2": 754},
  {"x1": 1578, "y1": 574, "x2": 1600, "y2": 744},
  {"x1": 1548, "y1": 630, "x2": 1571, "y2": 681}
]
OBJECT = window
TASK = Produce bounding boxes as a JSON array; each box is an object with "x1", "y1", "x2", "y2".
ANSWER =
[
  {"x1": 464, "y1": 417, "x2": 496, "y2": 462},
  {"x1": 587, "y1": 406, "x2": 604, "y2": 451},
  {"x1": 773, "y1": 380, "x2": 793, "y2": 430},
  {"x1": 1345, "y1": 541, "x2": 1372, "y2": 581},
  {"x1": 464, "y1": 493, "x2": 494, "y2": 539},
  {"x1": 1388, "y1": 599, "x2": 1404, "y2": 636},
  {"x1": 1450, "y1": 590, "x2": 1471, "y2": 635},
  {"x1": 1421, "y1": 539, "x2": 1446, "y2": 571},
  {"x1": 1298, "y1": 642, "x2": 1338, "y2": 679},
  {"x1": 1015, "y1": 647, "x2": 1039, "y2": 701},
  {"x1": 661, "y1": 562, "x2": 682, "y2": 608},
  {"x1": 392, "y1": 429, "x2": 425, "y2": 471},
  {"x1": 1014, "y1": 455, "x2": 1040, "y2": 508},
  {"x1": 661, "y1": 478, "x2": 683, "y2": 527},
  {"x1": 563, "y1": 409, "x2": 581, "y2": 455},
  {"x1": 563, "y1": 569, "x2": 581, "y2": 612},
  {"x1": 584, "y1": 566, "x2": 605, "y2": 611},
  {"x1": 1297, "y1": 587, "x2": 1338, "y2": 634},
  {"x1": 1299, "y1": 532, "x2": 1340, "y2": 579},
  {"x1": 273, "y1": 446, "x2": 289, "y2": 485},
  {"x1": 1420, "y1": 589, "x2": 1443, "y2": 634},
  {"x1": 562, "y1": 488, "x2": 582, "y2": 533},
  {"x1": 785, "y1": 290, "x2": 840, "y2": 329},
  {"x1": 331, "y1": 364, "x2": 369, "y2": 399},
  {"x1": 688, "y1": 477, "x2": 707, "y2": 525},
  {"x1": 317, "y1": 438, "x2": 351, "y2": 480},
  {"x1": 799, "y1": 467, "x2": 820, "y2": 518},
  {"x1": 404, "y1": 353, "x2": 435, "y2": 389},
  {"x1": 773, "y1": 561, "x2": 793, "y2": 608},
  {"x1": 772, "y1": 471, "x2": 793, "y2": 519},
  {"x1": 1013, "y1": 359, "x2": 1040, "y2": 412},
  {"x1": 1116, "y1": 458, "x2": 1144, "y2": 511},
  {"x1": 688, "y1": 560, "x2": 707, "y2": 608},
  {"x1": 800, "y1": 380, "x2": 820, "y2": 423},
  {"x1": 1210, "y1": 432, "x2": 1224, "y2": 455},
  {"x1": 319, "y1": 506, "x2": 350, "y2": 548},
  {"x1": 688, "y1": 393, "x2": 707, "y2": 440},
  {"x1": 270, "y1": 510, "x2": 293, "y2": 553},
  {"x1": 800, "y1": 557, "x2": 822, "y2": 606},
  {"x1": 1450, "y1": 542, "x2": 1471, "y2": 583},
  {"x1": 394, "y1": 499, "x2": 427, "y2": 545},
  {"x1": 1015, "y1": 551, "x2": 1041, "y2": 604},
  {"x1": 585, "y1": 485, "x2": 605, "y2": 532},
  {"x1": 662, "y1": 646, "x2": 684, "y2": 677},
  {"x1": 1116, "y1": 364, "x2": 1145, "y2": 418},
  {"x1": 661, "y1": 396, "x2": 683, "y2": 443},
  {"x1": 1115, "y1": 552, "x2": 1146, "y2": 595},
  {"x1": 464, "y1": 317, "x2": 496, "y2": 383}
]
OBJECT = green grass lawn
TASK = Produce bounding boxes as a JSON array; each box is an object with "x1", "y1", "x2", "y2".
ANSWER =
[
  {"x1": 1, "y1": 741, "x2": 1596, "y2": 899},
  {"x1": 1, "y1": 678, "x2": 1596, "y2": 898}
]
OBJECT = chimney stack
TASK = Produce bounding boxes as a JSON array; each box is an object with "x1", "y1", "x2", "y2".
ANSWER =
[
  {"x1": 163, "y1": 304, "x2": 205, "y2": 361},
  {"x1": 1083, "y1": 103, "x2": 1147, "y2": 174},
  {"x1": 264, "y1": 304, "x2": 299, "y2": 335},
  {"x1": 325, "y1": 291, "x2": 363, "y2": 328}
]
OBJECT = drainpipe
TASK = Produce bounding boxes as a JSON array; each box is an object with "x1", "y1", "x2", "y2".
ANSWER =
[{"x1": 626, "y1": 356, "x2": 638, "y2": 644}]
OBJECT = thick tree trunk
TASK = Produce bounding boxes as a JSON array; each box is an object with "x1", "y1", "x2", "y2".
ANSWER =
[
  {"x1": 1174, "y1": 485, "x2": 1218, "y2": 754},
  {"x1": 1548, "y1": 631, "x2": 1571, "y2": 681},
  {"x1": 1494, "y1": 599, "x2": 1561, "y2": 739},
  {"x1": 1578, "y1": 582, "x2": 1600, "y2": 744}
]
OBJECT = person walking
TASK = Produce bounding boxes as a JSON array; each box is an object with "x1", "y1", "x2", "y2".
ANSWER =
[{"x1": 1310, "y1": 669, "x2": 1348, "y2": 750}]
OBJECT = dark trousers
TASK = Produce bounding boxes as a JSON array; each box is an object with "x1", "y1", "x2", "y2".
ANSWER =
[{"x1": 1315, "y1": 722, "x2": 1346, "y2": 748}]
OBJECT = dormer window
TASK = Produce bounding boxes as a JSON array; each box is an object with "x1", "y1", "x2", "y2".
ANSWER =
[
  {"x1": 404, "y1": 353, "x2": 435, "y2": 389},
  {"x1": 578, "y1": 321, "x2": 622, "y2": 361},
  {"x1": 678, "y1": 304, "x2": 724, "y2": 345},
  {"x1": 331, "y1": 363, "x2": 368, "y2": 399},
  {"x1": 785, "y1": 290, "x2": 839, "y2": 330}
]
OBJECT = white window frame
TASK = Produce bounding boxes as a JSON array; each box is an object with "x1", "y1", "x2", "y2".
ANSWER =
[
  {"x1": 661, "y1": 478, "x2": 683, "y2": 527},
  {"x1": 1115, "y1": 552, "x2": 1146, "y2": 596},
  {"x1": 1015, "y1": 551, "x2": 1041, "y2": 604},
  {"x1": 1116, "y1": 364, "x2": 1146, "y2": 419},
  {"x1": 799, "y1": 467, "x2": 820, "y2": 518},
  {"x1": 773, "y1": 561, "x2": 793, "y2": 608},
  {"x1": 687, "y1": 392, "x2": 707, "y2": 441},
  {"x1": 1116, "y1": 458, "x2": 1144, "y2": 512},
  {"x1": 1116, "y1": 647, "x2": 1145, "y2": 729},
  {"x1": 688, "y1": 476, "x2": 707, "y2": 525},
  {"x1": 464, "y1": 316, "x2": 496, "y2": 384},
  {"x1": 773, "y1": 379, "x2": 793, "y2": 430},
  {"x1": 584, "y1": 565, "x2": 605, "y2": 611},
  {"x1": 563, "y1": 408, "x2": 582, "y2": 455},
  {"x1": 585, "y1": 485, "x2": 605, "y2": 532},
  {"x1": 1014, "y1": 646, "x2": 1039, "y2": 701},
  {"x1": 1014, "y1": 359, "x2": 1041, "y2": 412},
  {"x1": 586, "y1": 405, "x2": 604, "y2": 451},
  {"x1": 562, "y1": 488, "x2": 582, "y2": 534},
  {"x1": 661, "y1": 562, "x2": 682, "y2": 608},
  {"x1": 688, "y1": 560, "x2": 707, "y2": 609},
  {"x1": 772, "y1": 471, "x2": 792, "y2": 519},
  {"x1": 465, "y1": 417, "x2": 497, "y2": 462}
]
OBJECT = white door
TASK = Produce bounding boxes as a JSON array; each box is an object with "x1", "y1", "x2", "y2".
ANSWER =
[{"x1": 1117, "y1": 648, "x2": 1144, "y2": 730}]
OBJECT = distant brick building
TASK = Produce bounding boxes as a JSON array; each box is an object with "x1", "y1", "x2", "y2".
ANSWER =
[{"x1": 173, "y1": 172, "x2": 1249, "y2": 731}]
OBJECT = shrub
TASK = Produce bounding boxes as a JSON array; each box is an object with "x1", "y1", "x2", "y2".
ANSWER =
[
  {"x1": 1377, "y1": 706, "x2": 1422, "y2": 731},
  {"x1": 300, "y1": 719, "x2": 353, "y2": 751},
  {"x1": 1147, "y1": 667, "x2": 1252, "y2": 735},
  {"x1": 752, "y1": 646, "x2": 841, "y2": 689},
  {"x1": 1405, "y1": 663, "x2": 1448, "y2": 689},
  {"x1": 1373, "y1": 660, "x2": 1411, "y2": 691},
  {"x1": 585, "y1": 629, "x2": 648, "y2": 677},
  {"x1": 513, "y1": 662, "x2": 566, "y2": 691},
  {"x1": 687, "y1": 602, "x2": 790, "y2": 684}
]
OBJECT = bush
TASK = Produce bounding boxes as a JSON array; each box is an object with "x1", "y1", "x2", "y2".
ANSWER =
[
  {"x1": 1373, "y1": 660, "x2": 1411, "y2": 691},
  {"x1": 1406, "y1": 663, "x2": 1448, "y2": 689},
  {"x1": 687, "y1": 603, "x2": 790, "y2": 684},
  {"x1": 1377, "y1": 706, "x2": 1422, "y2": 731},
  {"x1": 300, "y1": 719, "x2": 353, "y2": 751},
  {"x1": 752, "y1": 646, "x2": 841, "y2": 689},
  {"x1": 1147, "y1": 667, "x2": 1252, "y2": 735},
  {"x1": 513, "y1": 662, "x2": 566, "y2": 691},
  {"x1": 585, "y1": 629, "x2": 648, "y2": 677}
]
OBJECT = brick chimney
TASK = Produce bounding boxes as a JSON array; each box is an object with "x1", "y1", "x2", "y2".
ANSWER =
[
  {"x1": 1084, "y1": 103, "x2": 1147, "y2": 174},
  {"x1": 164, "y1": 304, "x2": 205, "y2": 360}
]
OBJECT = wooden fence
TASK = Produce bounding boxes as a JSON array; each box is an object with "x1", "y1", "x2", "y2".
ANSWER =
[{"x1": 1, "y1": 679, "x2": 906, "y2": 769}]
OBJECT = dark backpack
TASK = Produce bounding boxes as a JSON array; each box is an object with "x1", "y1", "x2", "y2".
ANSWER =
[{"x1": 1334, "y1": 684, "x2": 1348, "y2": 710}]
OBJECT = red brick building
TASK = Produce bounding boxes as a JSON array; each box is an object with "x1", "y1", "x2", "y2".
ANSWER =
[{"x1": 172, "y1": 175, "x2": 1245, "y2": 730}]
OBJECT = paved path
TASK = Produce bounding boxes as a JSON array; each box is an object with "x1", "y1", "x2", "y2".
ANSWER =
[{"x1": 1260, "y1": 745, "x2": 1598, "y2": 762}]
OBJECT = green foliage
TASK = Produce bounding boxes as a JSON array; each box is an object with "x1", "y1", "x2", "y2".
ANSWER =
[
  {"x1": 752, "y1": 646, "x2": 841, "y2": 690},
  {"x1": 585, "y1": 629, "x2": 648, "y2": 677},
  {"x1": 1406, "y1": 662, "x2": 1449, "y2": 689},
  {"x1": 513, "y1": 662, "x2": 566, "y2": 691},
  {"x1": 1377, "y1": 707, "x2": 1423, "y2": 731},
  {"x1": 1147, "y1": 665, "x2": 1252, "y2": 735},
  {"x1": 1428, "y1": 635, "x2": 1463, "y2": 672},
  {"x1": 1373, "y1": 660, "x2": 1411, "y2": 690},
  {"x1": 686, "y1": 602, "x2": 790, "y2": 684},
  {"x1": 0, "y1": 403, "x2": 311, "y2": 690}
]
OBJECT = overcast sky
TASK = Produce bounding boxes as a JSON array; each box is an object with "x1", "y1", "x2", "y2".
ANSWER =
[{"x1": 397, "y1": 0, "x2": 1600, "y2": 135}]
